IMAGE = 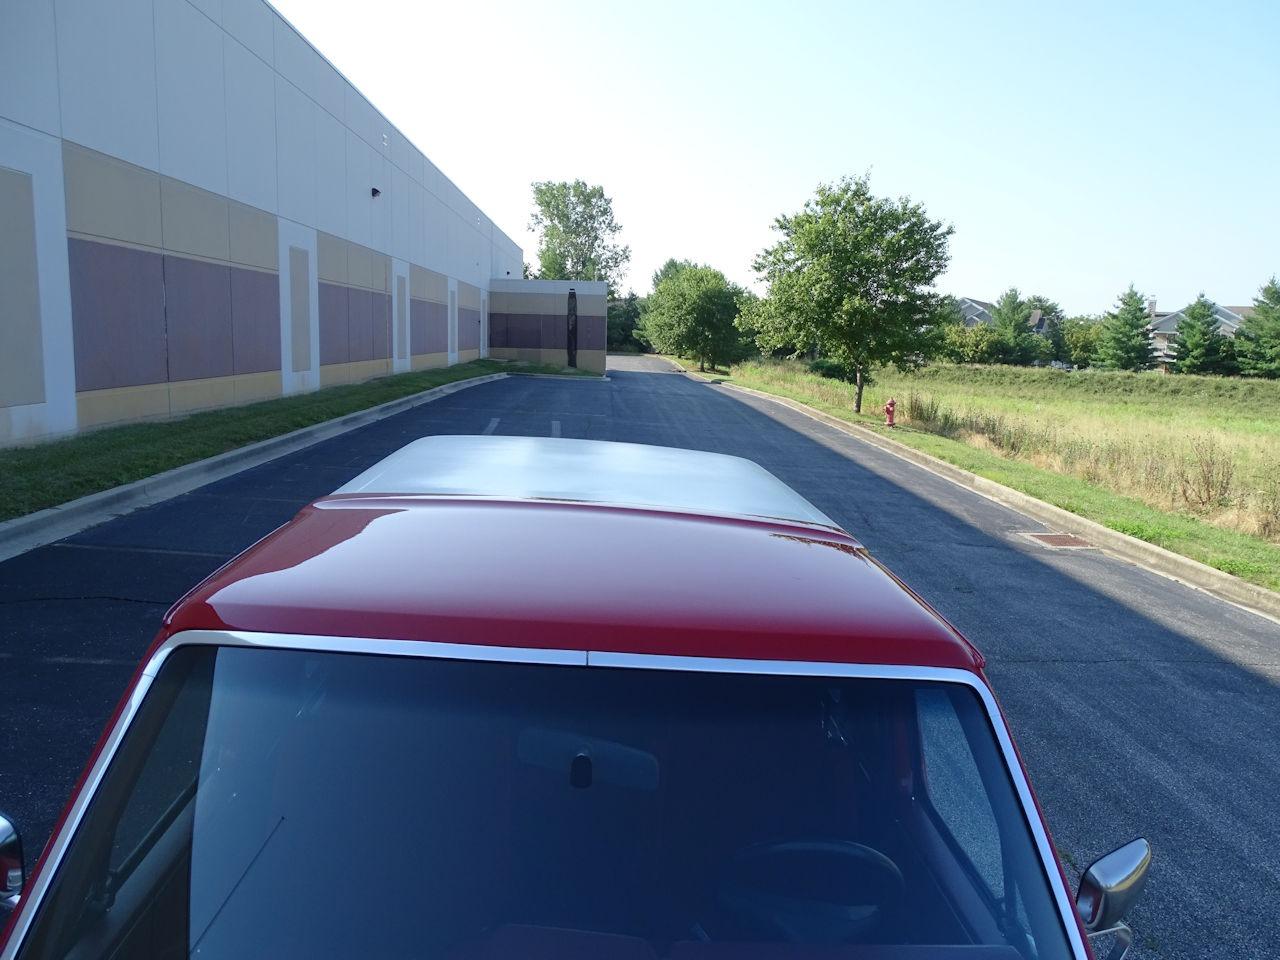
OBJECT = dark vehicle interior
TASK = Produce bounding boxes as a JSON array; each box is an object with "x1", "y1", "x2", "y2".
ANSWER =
[{"x1": 17, "y1": 647, "x2": 1072, "y2": 960}]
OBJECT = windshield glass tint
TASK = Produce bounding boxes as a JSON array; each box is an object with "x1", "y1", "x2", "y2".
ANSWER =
[{"x1": 19, "y1": 647, "x2": 1072, "y2": 960}]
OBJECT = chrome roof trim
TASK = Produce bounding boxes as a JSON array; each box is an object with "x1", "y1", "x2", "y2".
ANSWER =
[
  {"x1": 333, "y1": 435, "x2": 837, "y2": 529},
  {"x1": 2, "y1": 632, "x2": 1085, "y2": 960}
]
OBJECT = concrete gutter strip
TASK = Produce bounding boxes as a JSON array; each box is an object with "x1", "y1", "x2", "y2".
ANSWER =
[
  {"x1": 0, "y1": 373, "x2": 509, "y2": 563},
  {"x1": 713, "y1": 378, "x2": 1280, "y2": 625}
]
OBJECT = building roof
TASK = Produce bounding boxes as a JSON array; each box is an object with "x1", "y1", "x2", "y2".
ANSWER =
[
  {"x1": 336, "y1": 436, "x2": 837, "y2": 529},
  {"x1": 162, "y1": 496, "x2": 982, "y2": 671},
  {"x1": 1148, "y1": 302, "x2": 1251, "y2": 336}
]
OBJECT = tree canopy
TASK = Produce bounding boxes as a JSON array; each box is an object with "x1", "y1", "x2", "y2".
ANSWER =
[
  {"x1": 1171, "y1": 295, "x2": 1233, "y2": 375},
  {"x1": 747, "y1": 175, "x2": 952, "y2": 411},
  {"x1": 989, "y1": 288, "x2": 1039, "y2": 364},
  {"x1": 637, "y1": 265, "x2": 749, "y2": 371},
  {"x1": 1237, "y1": 277, "x2": 1280, "y2": 379},
  {"x1": 528, "y1": 180, "x2": 630, "y2": 289},
  {"x1": 1095, "y1": 286, "x2": 1154, "y2": 371},
  {"x1": 651, "y1": 257, "x2": 697, "y2": 291}
]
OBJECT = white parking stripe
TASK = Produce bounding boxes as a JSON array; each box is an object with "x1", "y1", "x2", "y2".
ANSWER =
[
  {"x1": 551, "y1": 420, "x2": 561, "y2": 437},
  {"x1": 483, "y1": 417, "x2": 500, "y2": 435}
]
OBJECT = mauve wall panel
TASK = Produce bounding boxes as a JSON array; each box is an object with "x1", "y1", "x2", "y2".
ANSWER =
[
  {"x1": 580, "y1": 315, "x2": 606, "y2": 351},
  {"x1": 164, "y1": 255, "x2": 233, "y2": 382},
  {"x1": 409, "y1": 298, "x2": 428, "y2": 354},
  {"x1": 231, "y1": 267, "x2": 282, "y2": 375},
  {"x1": 419, "y1": 300, "x2": 448, "y2": 353},
  {"x1": 69, "y1": 237, "x2": 168, "y2": 391},
  {"x1": 371, "y1": 292, "x2": 391, "y2": 360},
  {"x1": 489, "y1": 311, "x2": 508, "y2": 348},
  {"x1": 319, "y1": 281, "x2": 349, "y2": 365},
  {"x1": 348, "y1": 288, "x2": 374, "y2": 362},
  {"x1": 459, "y1": 306, "x2": 480, "y2": 350},
  {"x1": 506, "y1": 314, "x2": 542, "y2": 349},
  {"x1": 541, "y1": 314, "x2": 568, "y2": 349}
]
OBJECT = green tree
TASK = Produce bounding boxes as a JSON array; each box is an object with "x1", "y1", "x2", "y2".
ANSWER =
[
  {"x1": 1061, "y1": 315, "x2": 1103, "y2": 367},
  {"x1": 528, "y1": 180, "x2": 630, "y2": 288},
  {"x1": 941, "y1": 323, "x2": 1005, "y2": 364},
  {"x1": 1171, "y1": 295, "x2": 1232, "y2": 374},
  {"x1": 1028, "y1": 294, "x2": 1066, "y2": 361},
  {"x1": 638, "y1": 265, "x2": 748, "y2": 371},
  {"x1": 1237, "y1": 277, "x2": 1280, "y2": 378},
  {"x1": 749, "y1": 175, "x2": 952, "y2": 412},
  {"x1": 1095, "y1": 285, "x2": 1154, "y2": 371},
  {"x1": 651, "y1": 257, "x2": 697, "y2": 291},
  {"x1": 607, "y1": 291, "x2": 644, "y2": 351},
  {"x1": 990, "y1": 287, "x2": 1037, "y2": 364}
]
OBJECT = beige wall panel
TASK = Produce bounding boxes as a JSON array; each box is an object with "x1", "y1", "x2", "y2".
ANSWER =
[
  {"x1": 457, "y1": 348, "x2": 480, "y2": 363},
  {"x1": 0, "y1": 167, "x2": 46, "y2": 408},
  {"x1": 76, "y1": 383, "x2": 170, "y2": 429},
  {"x1": 411, "y1": 352, "x2": 449, "y2": 370},
  {"x1": 577, "y1": 293, "x2": 608, "y2": 316},
  {"x1": 410, "y1": 264, "x2": 448, "y2": 302},
  {"x1": 457, "y1": 281, "x2": 481, "y2": 311},
  {"x1": 489, "y1": 291, "x2": 585, "y2": 316},
  {"x1": 169, "y1": 375, "x2": 238, "y2": 415},
  {"x1": 290, "y1": 246, "x2": 312, "y2": 373},
  {"x1": 372, "y1": 252, "x2": 391, "y2": 293},
  {"x1": 234, "y1": 371, "x2": 282, "y2": 403},
  {"x1": 63, "y1": 141, "x2": 162, "y2": 248},
  {"x1": 317, "y1": 232, "x2": 347, "y2": 284},
  {"x1": 486, "y1": 347, "x2": 517, "y2": 361},
  {"x1": 539, "y1": 349, "x2": 569, "y2": 368},
  {"x1": 229, "y1": 201, "x2": 278, "y2": 270},
  {"x1": 347, "y1": 243, "x2": 373, "y2": 291},
  {"x1": 576, "y1": 349, "x2": 606, "y2": 375},
  {"x1": 160, "y1": 176, "x2": 230, "y2": 261},
  {"x1": 319, "y1": 358, "x2": 388, "y2": 387}
]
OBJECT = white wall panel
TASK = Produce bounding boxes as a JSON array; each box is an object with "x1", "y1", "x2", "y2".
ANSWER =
[
  {"x1": 222, "y1": 0, "x2": 272, "y2": 62},
  {"x1": 0, "y1": 119, "x2": 77, "y2": 440},
  {"x1": 314, "y1": 60, "x2": 347, "y2": 123},
  {"x1": 272, "y1": 13, "x2": 319, "y2": 103},
  {"x1": 344, "y1": 129, "x2": 372, "y2": 248},
  {"x1": 274, "y1": 75, "x2": 316, "y2": 226},
  {"x1": 409, "y1": 180, "x2": 425, "y2": 264},
  {"x1": 0, "y1": 0, "x2": 61, "y2": 137},
  {"x1": 370, "y1": 151, "x2": 391, "y2": 254},
  {"x1": 155, "y1": 0, "x2": 228, "y2": 194},
  {"x1": 314, "y1": 109, "x2": 346, "y2": 237},
  {"x1": 391, "y1": 165, "x2": 410, "y2": 262},
  {"x1": 187, "y1": 0, "x2": 221, "y2": 23},
  {"x1": 55, "y1": 0, "x2": 160, "y2": 170},
  {"x1": 277, "y1": 216, "x2": 318, "y2": 394},
  {"x1": 224, "y1": 34, "x2": 276, "y2": 211}
]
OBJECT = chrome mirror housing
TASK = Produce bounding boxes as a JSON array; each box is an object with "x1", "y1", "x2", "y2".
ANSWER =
[
  {"x1": 0, "y1": 811, "x2": 23, "y2": 913},
  {"x1": 1075, "y1": 838, "x2": 1151, "y2": 959}
]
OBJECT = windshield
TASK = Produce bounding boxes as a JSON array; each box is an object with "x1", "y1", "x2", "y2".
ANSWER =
[{"x1": 17, "y1": 646, "x2": 1073, "y2": 960}]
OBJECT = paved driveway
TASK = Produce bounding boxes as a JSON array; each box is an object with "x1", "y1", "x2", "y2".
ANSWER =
[{"x1": 2, "y1": 354, "x2": 1277, "y2": 958}]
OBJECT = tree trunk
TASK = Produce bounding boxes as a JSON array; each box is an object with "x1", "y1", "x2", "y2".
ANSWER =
[
  {"x1": 699, "y1": 358, "x2": 706, "y2": 372},
  {"x1": 854, "y1": 366, "x2": 864, "y2": 414}
]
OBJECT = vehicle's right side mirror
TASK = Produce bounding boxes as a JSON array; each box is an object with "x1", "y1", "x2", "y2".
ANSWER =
[
  {"x1": 0, "y1": 811, "x2": 24, "y2": 914},
  {"x1": 1075, "y1": 837, "x2": 1151, "y2": 950}
]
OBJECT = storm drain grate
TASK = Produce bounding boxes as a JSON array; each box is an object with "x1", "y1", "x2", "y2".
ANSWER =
[{"x1": 1025, "y1": 532, "x2": 1093, "y2": 549}]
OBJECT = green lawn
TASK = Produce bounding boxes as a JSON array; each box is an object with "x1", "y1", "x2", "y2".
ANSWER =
[
  {"x1": 0, "y1": 360, "x2": 582, "y2": 522},
  {"x1": 665, "y1": 356, "x2": 1280, "y2": 592}
]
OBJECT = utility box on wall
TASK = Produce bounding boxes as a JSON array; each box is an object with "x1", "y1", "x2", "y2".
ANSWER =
[{"x1": 486, "y1": 278, "x2": 608, "y2": 374}]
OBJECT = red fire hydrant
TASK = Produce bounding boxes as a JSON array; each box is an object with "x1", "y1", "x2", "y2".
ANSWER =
[{"x1": 884, "y1": 397, "x2": 896, "y2": 428}]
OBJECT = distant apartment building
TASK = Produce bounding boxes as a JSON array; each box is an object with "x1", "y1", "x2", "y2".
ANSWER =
[{"x1": 1146, "y1": 299, "x2": 1256, "y2": 368}]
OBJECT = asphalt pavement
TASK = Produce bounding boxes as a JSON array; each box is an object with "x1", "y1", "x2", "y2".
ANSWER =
[{"x1": 2, "y1": 353, "x2": 1277, "y2": 958}]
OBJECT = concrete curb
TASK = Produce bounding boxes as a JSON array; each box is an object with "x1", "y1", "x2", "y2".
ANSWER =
[
  {"x1": 710, "y1": 378, "x2": 1280, "y2": 624},
  {"x1": 0, "y1": 372, "x2": 509, "y2": 563}
]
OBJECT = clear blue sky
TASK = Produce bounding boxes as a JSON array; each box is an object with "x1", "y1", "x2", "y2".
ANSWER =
[{"x1": 274, "y1": 0, "x2": 1279, "y2": 315}]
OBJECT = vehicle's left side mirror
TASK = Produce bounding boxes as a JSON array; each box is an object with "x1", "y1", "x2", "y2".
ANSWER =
[
  {"x1": 1075, "y1": 837, "x2": 1151, "y2": 957},
  {"x1": 0, "y1": 811, "x2": 24, "y2": 914}
]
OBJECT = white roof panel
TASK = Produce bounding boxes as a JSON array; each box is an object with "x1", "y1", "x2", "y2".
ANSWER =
[{"x1": 334, "y1": 436, "x2": 836, "y2": 528}]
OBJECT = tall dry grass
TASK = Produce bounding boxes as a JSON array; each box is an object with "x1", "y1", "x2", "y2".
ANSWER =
[{"x1": 897, "y1": 390, "x2": 1280, "y2": 541}]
